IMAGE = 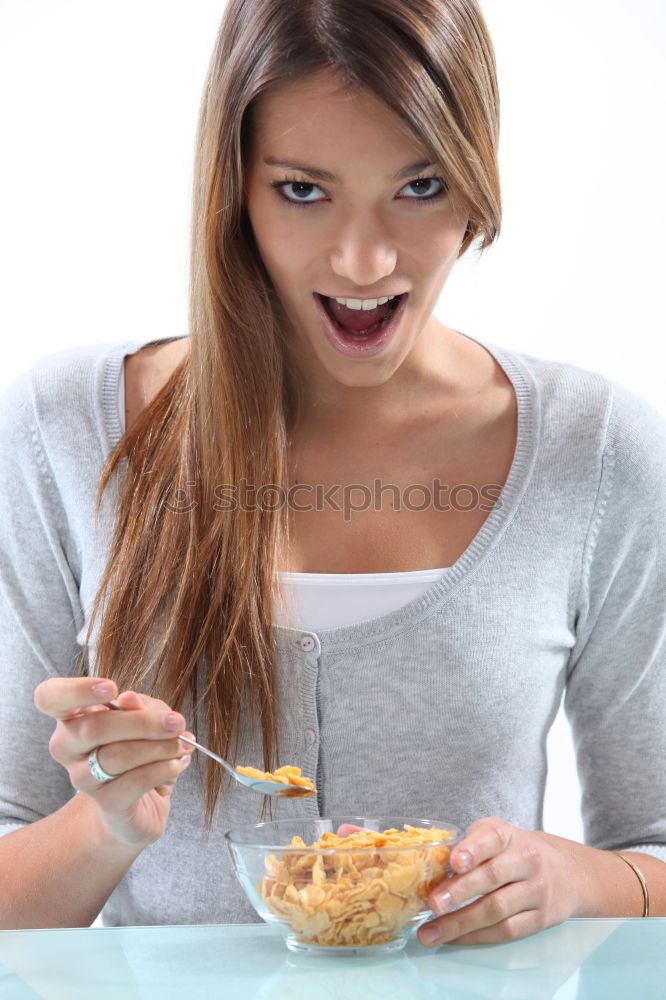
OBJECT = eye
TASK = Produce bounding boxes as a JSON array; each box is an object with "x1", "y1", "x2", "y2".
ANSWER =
[
  {"x1": 272, "y1": 178, "x2": 324, "y2": 206},
  {"x1": 400, "y1": 175, "x2": 448, "y2": 202},
  {"x1": 271, "y1": 174, "x2": 448, "y2": 209}
]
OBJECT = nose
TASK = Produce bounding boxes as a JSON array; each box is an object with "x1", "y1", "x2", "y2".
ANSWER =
[{"x1": 328, "y1": 211, "x2": 398, "y2": 288}]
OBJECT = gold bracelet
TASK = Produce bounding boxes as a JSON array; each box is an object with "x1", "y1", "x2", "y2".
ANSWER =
[{"x1": 614, "y1": 853, "x2": 650, "y2": 917}]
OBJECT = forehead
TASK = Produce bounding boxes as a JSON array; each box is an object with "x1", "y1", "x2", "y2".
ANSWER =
[{"x1": 250, "y1": 69, "x2": 426, "y2": 163}]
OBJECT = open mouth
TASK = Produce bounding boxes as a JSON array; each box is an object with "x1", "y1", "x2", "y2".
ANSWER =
[{"x1": 316, "y1": 293, "x2": 406, "y2": 338}]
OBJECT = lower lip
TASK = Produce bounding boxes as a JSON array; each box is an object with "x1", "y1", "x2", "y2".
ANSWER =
[{"x1": 313, "y1": 293, "x2": 408, "y2": 358}]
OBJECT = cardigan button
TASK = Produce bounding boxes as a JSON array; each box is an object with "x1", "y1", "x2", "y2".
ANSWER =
[{"x1": 299, "y1": 635, "x2": 316, "y2": 652}]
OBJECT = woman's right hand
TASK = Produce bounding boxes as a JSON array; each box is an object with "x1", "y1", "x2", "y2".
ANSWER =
[{"x1": 34, "y1": 677, "x2": 195, "y2": 848}]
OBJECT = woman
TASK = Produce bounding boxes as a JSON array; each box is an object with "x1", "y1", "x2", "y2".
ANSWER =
[{"x1": 0, "y1": 0, "x2": 664, "y2": 943}]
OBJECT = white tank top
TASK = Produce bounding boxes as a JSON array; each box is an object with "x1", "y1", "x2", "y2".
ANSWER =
[
  {"x1": 274, "y1": 567, "x2": 448, "y2": 630},
  {"x1": 118, "y1": 370, "x2": 448, "y2": 630}
]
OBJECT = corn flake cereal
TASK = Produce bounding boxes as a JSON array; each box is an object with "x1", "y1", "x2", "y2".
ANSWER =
[
  {"x1": 257, "y1": 824, "x2": 453, "y2": 947},
  {"x1": 236, "y1": 764, "x2": 316, "y2": 792}
]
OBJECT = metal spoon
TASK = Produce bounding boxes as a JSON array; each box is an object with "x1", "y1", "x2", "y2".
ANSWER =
[{"x1": 104, "y1": 701, "x2": 316, "y2": 798}]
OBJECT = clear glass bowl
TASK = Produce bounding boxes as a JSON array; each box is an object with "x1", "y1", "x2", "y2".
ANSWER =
[{"x1": 225, "y1": 816, "x2": 464, "y2": 955}]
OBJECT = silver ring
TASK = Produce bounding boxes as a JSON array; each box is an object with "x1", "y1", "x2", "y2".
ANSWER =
[{"x1": 87, "y1": 747, "x2": 115, "y2": 783}]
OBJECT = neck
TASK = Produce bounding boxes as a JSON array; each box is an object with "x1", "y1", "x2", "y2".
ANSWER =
[{"x1": 287, "y1": 320, "x2": 468, "y2": 433}]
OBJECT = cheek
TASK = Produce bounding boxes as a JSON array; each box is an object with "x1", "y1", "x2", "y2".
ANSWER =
[
  {"x1": 426, "y1": 222, "x2": 468, "y2": 272},
  {"x1": 252, "y1": 209, "x2": 309, "y2": 273},
  {"x1": 245, "y1": 190, "x2": 286, "y2": 257}
]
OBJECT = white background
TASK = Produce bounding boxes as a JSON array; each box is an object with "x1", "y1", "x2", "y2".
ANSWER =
[{"x1": 1, "y1": 1, "x2": 665, "y2": 845}]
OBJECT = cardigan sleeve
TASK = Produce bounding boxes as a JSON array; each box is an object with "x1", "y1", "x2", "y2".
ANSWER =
[
  {"x1": 564, "y1": 382, "x2": 666, "y2": 862},
  {"x1": 0, "y1": 370, "x2": 83, "y2": 835}
]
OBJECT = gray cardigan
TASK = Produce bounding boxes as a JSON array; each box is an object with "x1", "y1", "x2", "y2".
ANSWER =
[{"x1": 1, "y1": 332, "x2": 664, "y2": 926}]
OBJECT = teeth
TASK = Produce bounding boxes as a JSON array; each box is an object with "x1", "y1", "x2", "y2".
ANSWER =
[{"x1": 332, "y1": 295, "x2": 395, "y2": 310}]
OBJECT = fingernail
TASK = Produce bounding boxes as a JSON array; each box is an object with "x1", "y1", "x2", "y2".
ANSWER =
[
  {"x1": 456, "y1": 849, "x2": 473, "y2": 871},
  {"x1": 164, "y1": 712, "x2": 184, "y2": 731},
  {"x1": 420, "y1": 924, "x2": 442, "y2": 946},
  {"x1": 432, "y1": 888, "x2": 452, "y2": 915},
  {"x1": 92, "y1": 682, "x2": 114, "y2": 698}
]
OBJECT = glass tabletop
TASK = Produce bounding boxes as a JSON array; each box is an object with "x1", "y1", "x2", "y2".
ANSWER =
[{"x1": 0, "y1": 919, "x2": 665, "y2": 999}]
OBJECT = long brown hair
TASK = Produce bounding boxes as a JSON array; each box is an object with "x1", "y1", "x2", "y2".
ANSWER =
[{"x1": 83, "y1": 0, "x2": 502, "y2": 825}]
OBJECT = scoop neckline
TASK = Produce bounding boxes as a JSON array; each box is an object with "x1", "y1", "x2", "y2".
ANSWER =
[
  {"x1": 102, "y1": 330, "x2": 540, "y2": 653},
  {"x1": 278, "y1": 566, "x2": 449, "y2": 580},
  {"x1": 275, "y1": 329, "x2": 540, "y2": 651},
  {"x1": 101, "y1": 334, "x2": 188, "y2": 448}
]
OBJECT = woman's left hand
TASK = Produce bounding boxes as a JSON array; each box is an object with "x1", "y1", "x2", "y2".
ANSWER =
[{"x1": 418, "y1": 817, "x2": 589, "y2": 946}]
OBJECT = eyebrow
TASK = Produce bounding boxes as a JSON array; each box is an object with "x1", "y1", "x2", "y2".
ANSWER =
[{"x1": 263, "y1": 157, "x2": 437, "y2": 182}]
